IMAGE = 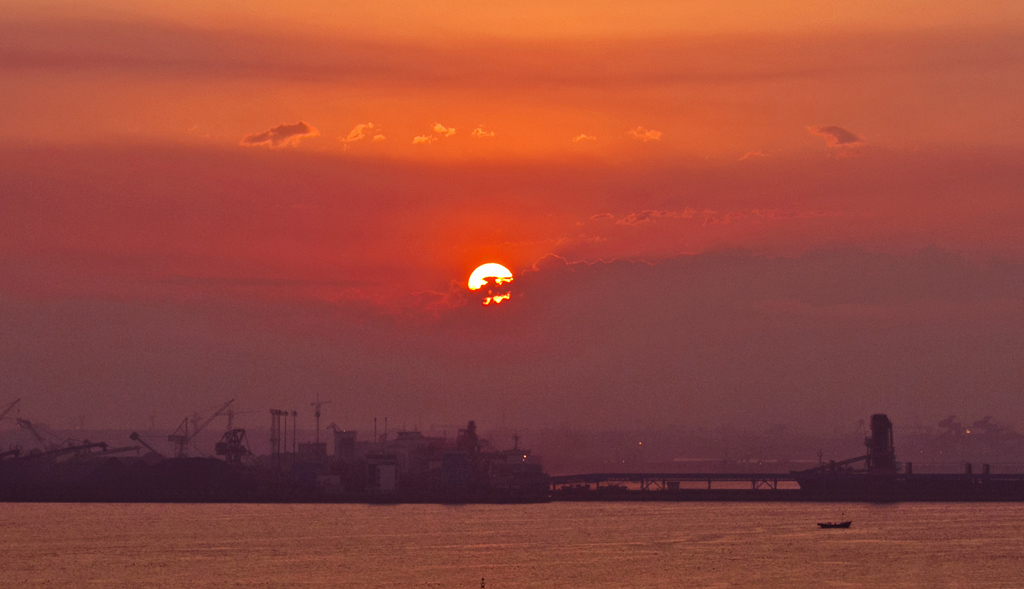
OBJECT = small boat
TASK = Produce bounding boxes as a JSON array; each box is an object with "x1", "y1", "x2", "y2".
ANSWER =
[{"x1": 817, "y1": 521, "x2": 852, "y2": 529}]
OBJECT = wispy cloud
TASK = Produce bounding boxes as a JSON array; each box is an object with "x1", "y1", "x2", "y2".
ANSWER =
[
  {"x1": 749, "y1": 208, "x2": 843, "y2": 220},
  {"x1": 472, "y1": 127, "x2": 495, "y2": 138},
  {"x1": 628, "y1": 127, "x2": 662, "y2": 142},
  {"x1": 239, "y1": 121, "x2": 318, "y2": 148},
  {"x1": 596, "y1": 207, "x2": 841, "y2": 227},
  {"x1": 807, "y1": 125, "x2": 866, "y2": 148},
  {"x1": 739, "y1": 149, "x2": 768, "y2": 161},
  {"x1": 373, "y1": 134, "x2": 386, "y2": 142},
  {"x1": 573, "y1": 134, "x2": 597, "y2": 142},
  {"x1": 616, "y1": 209, "x2": 696, "y2": 226},
  {"x1": 701, "y1": 210, "x2": 748, "y2": 225},
  {"x1": 412, "y1": 135, "x2": 435, "y2": 144},
  {"x1": 340, "y1": 122, "x2": 376, "y2": 143}
]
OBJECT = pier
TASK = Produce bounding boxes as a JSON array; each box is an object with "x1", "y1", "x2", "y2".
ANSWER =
[{"x1": 551, "y1": 472, "x2": 798, "y2": 491}]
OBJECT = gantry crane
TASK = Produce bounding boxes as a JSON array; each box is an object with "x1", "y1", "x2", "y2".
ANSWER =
[
  {"x1": 215, "y1": 429, "x2": 251, "y2": 464},
  {"x1": 167, "y1": 399, "x2": 234, "y2": 457}
]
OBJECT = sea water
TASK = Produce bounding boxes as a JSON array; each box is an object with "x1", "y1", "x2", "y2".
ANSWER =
[{"x1": 1, "y1": 502, "x2": 1022, "y2": 587}]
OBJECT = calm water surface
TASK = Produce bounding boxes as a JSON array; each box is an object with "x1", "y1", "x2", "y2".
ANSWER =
[{"x1": 1, "y1": 502, "x2": 1022, "y2": 587}]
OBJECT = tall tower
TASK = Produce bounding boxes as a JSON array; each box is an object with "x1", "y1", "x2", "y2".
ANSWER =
[{"x1": 865, "y1": 414, "x2": 896, "y2": 473}]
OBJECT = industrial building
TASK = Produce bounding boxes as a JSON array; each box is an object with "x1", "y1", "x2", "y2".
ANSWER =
[{"x1": 0, "y1": 398, "x2": 550, "y2": 503}]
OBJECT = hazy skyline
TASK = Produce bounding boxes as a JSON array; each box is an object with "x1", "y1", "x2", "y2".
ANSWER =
[{"x1": 2, "y1": 1, "x2": 1023, "y2": 433}]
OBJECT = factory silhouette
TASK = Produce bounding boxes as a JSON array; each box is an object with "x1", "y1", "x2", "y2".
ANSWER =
[{"x1": 3, "y1": 397, "x2": 1024, "y2": 503}]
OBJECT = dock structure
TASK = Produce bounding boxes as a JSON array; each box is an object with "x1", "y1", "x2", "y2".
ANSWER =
[
  {"x1": 551, "y1": 472, "x2": 798, "y2": 492},
  {"x1": 551, "y1": 468, "x2": 1024, "y2": 502}
]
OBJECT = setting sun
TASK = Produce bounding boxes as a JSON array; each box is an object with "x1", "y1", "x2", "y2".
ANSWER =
[
  {"x1": 468, "y1": 263, "x2": 513, "y2": 290},
  {"x1": 468, "y1": 263, "x2": 514, "y2": 305}
]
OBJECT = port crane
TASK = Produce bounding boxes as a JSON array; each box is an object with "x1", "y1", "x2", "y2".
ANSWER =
[{"x1": 168, "y1": 399, "x2": 234, "y2": 457}]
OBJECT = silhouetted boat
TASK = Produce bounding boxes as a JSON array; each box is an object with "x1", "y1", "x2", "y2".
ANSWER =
[{"x1": 817, "y1": 521, "x2": 852, "y2": 529}]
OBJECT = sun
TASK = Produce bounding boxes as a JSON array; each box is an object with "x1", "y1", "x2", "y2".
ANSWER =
[
  {"x1": 468, "y1": 263, "x2": 513, "y2": 290},
  {"x1": 468, "y1": 263, "x2": 514, "y2": 305}
]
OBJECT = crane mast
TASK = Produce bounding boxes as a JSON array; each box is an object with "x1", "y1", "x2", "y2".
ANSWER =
[{"x1": 310, "y1": 394, "x2": 330, "y2": 445}]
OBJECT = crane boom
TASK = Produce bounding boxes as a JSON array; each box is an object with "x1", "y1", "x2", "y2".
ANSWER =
[
  {"x1": 16, "y1": 418, "x2": 49, "y2": 449},
  {"x1": 129, "y1": 432, "x2": 165, "y2": 458},
  {"x1": 20, "y1": 441, "x2": 107, "y2": 461},
  {"x1": 0, "y1": 398, "x2": 21, "y2": 421},
  {"x1": 191, "y1": 399, "x2": 234, "y2": 442}
]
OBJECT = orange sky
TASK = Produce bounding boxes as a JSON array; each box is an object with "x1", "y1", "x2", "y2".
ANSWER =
[
  {"x1": 4, "y1": 0, "x2": 1024, "y2": 295},
  {"x1": 2, "y1": 0, "x2": 1024, "y2": 430},
  {"x1": 4, "y1": 1, "x2": 1024, "y2": 158}
]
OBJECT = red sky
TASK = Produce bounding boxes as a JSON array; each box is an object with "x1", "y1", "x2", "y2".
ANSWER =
[{"x1": 2, "y1": 0, "x2": 1024, "y2": 435}]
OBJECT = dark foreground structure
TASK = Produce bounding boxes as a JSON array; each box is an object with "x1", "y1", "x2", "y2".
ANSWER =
[
  {"x1": 0, "y1": 420, "x2": 550, "y2": 503},
  {"x1": 5, "y1": 414, "x2": 1024, "y2": 503},
  {"x1": 551, "y1": 414, "x2": 1024, "y2": 502}
]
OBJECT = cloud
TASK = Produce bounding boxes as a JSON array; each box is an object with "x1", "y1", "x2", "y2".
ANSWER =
[
  {"x1": 701, "y1": 210, "x2": 748, "y2": 225},
  {"x1": 599, "y1": 207, "x2": 839, "y2": 228},
  {"x1": 807, "y1": 125, "x2": 866, "y2": 148},
  {"x1": 413, "y1": 123, "x2": 456, "y2": 145},
  {"x1": 7, "y1": 142, "x2": 1022, "y2": 310},
  {"x1": 739, "y1": 149, "x2": 768, "y2": 161},
  {"x1": 628, "y1": 127, "x2": 662, "y2": 142},
  {"x1": 239, "y1": 121, "x2": 318, "y2": 148},
  {"x1": 749, "y1": 208, "x2": 842, "y2": 220},
  {"x1": 472, "y1": 127, "x2": 495, "y2": 138},
  {"x1": 373, "y1": 134, "x2": 386, "y2": 142},
  {"x1": 615, "y1": 209, "x2": 697, "y2": 226},
  {"x1": 573, "y1": 134, "x2": 597, "y2": 142},
  {"x1": 432, "y1": 123, "x2": 456, "y2": 137},
  {"x1": 340, "y1": 122, "x2": 376, "y2": 143}
]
